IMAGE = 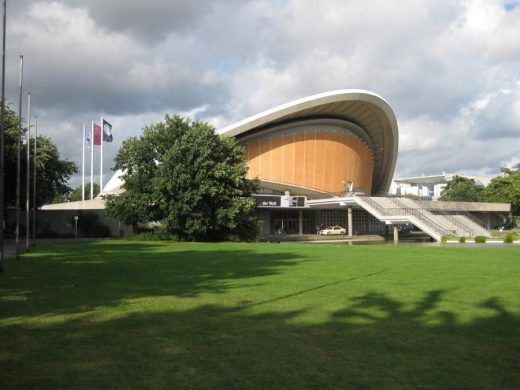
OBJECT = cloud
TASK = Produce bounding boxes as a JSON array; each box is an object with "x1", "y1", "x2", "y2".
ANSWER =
[
  {"x1": 500, "y1": 155, "x2": 520, "y2": 169},
  {"x1": 472, "y1": 85, "x2": 520, "y2": 139},
  {"x1": 65, "y1": 0, "x2": 215, "y2": 43},
  {"x1": 9, "y1": 2, "x2": 227, "y2": 115},
  {"x1": 395, "y1": 82, "x2": 520, "y2": 177},
  {"x1": 4, "y1": 0, "x2": 520, "y2": 189},
  {"x1": 457, "y1": 0, "x2": 520, "y2": 62}
]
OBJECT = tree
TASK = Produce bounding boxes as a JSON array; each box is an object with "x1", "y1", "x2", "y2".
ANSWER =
[
  {"x1": 2, "y1": 103, "x2": 77, "y2": 208},
  {"x1": 106, "y1": 114, "x2": 259, "y2": 241},
  {"x1": 484, "y1": 164, "x2": 520, "y2": 215},
  {"x1": 31, "y1": 136, "x2": 78, "y2": 205},
  {"x1": 69, "y1": 182, "x2": 100, "y2": 201},
  {"x1": 440, "y1": 176, "x2": 483, "y2": 202}
]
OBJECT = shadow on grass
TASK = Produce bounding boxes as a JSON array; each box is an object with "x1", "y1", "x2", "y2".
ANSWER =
[
  {"x1": 1, "y1": 242, "x2": 519, "y2": 388},
  {"x1": 0, "y1": 242, "x2": 306, "y2": 318},
  {"x1": 1, "y1": 293, "x2": 519, "y2": 388}
]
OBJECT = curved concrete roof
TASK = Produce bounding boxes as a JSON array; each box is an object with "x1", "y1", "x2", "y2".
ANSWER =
[{"x1": 219, "y1": 89, "x2": 399, "y2": 195}]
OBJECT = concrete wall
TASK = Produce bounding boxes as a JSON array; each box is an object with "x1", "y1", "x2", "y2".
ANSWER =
[
  {"x1": 5, "y1": 209, "x2": 132, "y2": 238},
  {"x1": 416, "y1": 200, "x2": 510, "y2": 212}
]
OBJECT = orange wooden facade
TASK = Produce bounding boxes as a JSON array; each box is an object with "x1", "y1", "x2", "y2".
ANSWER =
[{"x1": 243, "y1": 130, "x2": 374, "y2": 194}]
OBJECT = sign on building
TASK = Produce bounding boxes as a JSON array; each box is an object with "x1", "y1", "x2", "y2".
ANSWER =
[{"x1": 254, "y1": 194, "x2": 306, "y2": 208}]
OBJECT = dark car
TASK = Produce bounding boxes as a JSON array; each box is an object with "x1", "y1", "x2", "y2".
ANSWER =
[{"x1": 398, "y1": 224, "x2": 412, "y2": 234}]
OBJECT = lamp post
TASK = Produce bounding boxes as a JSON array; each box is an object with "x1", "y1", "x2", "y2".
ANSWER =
[
  {"x1": 25, "y1": 92, "x2": 30, "y2": 250},
  {"x1": 0, "y1": 0, "x2": 7, "y2": 271},
  {"x1": 74, "y1": 215, "x2": 79, "y2": 240},
  {"x1": 32, "y1": 116, "x2": 37, "y2": 244},
  {"x1": 15, "y1": 54, "x2": 23, "y2": 259}
]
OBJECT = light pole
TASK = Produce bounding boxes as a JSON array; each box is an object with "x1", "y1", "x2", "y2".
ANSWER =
[
  {"x1": 15, "y1": 54, "x2": 23, "y2": 259},
  {"x1": 74, "y1": 216, "x2": 79, "y2": 240},
  {"x1": 0, "y1": 0, "x2": 7, "y2": 272},
  {"x1": 25, "y1": 92, "x2": 30, "y2": 249},
  {"x1": 32, "y1": 115, "x2": 37, "y2": 244}
]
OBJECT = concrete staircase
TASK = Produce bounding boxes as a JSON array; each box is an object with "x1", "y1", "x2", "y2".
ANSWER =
[
  {"x1": 394, "y1": 197, "x2": 489, "y2": 237},
  {"x1": 354, "y1": 196, "x2": 490, "y2": 242}
]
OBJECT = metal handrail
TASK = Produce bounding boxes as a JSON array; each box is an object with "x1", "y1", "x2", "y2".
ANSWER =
[
  {"x1": 390, "y1": 198, "x2": 455, "y2": 235},
  {"x1": 458, "y1": 210, "x2": 488, "y2": 229},
  {"x1": 433, "y1": 210, "x2": 487, "y2": 236},
  {"x1": 436, "y1": 212, "x2": 472, "y2": 236},
  {"x1": 402, "y1": 197, "x2": 488, "y2": 233},
  {"x1": 358, "y1": 197, "x2": 451, "y2": 237}
]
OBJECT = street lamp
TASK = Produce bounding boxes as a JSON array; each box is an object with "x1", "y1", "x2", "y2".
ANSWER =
[{"x1": 74, "y1": 215, "x2": 79, "y2": 240}]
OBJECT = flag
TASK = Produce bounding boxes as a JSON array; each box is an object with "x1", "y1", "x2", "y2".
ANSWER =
[
  {"x1": 86, "y1": 126, "x2": 91, "y2": 149},
  {"x1": 93, "y1": 123, "x2": 101, "y2": 145},
  {"x1": 103, "y1": 119, "x2": 113, "y2": 142}
]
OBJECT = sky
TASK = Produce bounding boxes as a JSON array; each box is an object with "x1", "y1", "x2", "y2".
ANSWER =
[{"x1": 4, "y1": 0, "x2": 520, "y2": 188}]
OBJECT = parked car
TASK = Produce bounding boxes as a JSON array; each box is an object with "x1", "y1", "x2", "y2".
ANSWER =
[
  {"x1": 398, "y1": 223, "x2": 412, "y2": 234},
  {"x1": 319, "y1": 226, "x2": 346, "y2": 235}
]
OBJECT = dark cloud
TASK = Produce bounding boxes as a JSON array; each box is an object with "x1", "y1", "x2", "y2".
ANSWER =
[
  {"x1": 6, "y1": 1, "x2": 229, "y2": 118},
  {"x1": 90, "y1": 0, "x2": 212, "y2": 42},
  {"x1": 71, "y1": 0, "x2": 214, "y2": 43}
]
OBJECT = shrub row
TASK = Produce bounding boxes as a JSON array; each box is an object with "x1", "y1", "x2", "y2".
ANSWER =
[{"x1": 447, "y1": 235, "x2": 517, "y2": 243}]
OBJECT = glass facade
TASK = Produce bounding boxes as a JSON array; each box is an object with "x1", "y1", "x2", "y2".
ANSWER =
[
  {"x1": 319, "y1": 210, "x2": 347, "y2": 228},
  {"x1": 269, "y1": 210, "x2": 316, "y2": 234},
  {"x1": 263, "y1": 207, "x2": 385, "y2": 236},
  {"x1": 351, "y1": 209, "x2": 385, "y2": 234}
]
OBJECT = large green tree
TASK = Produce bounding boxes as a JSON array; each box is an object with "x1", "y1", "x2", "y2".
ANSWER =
[
  {"x1": 3, "y1": 103, "x2": 77, "y2": 208},
  {"x1": 440, "y1": 176, "x2": 483, "y2": 202},
  {"x1": 106, "y1": 114, "x2": 259, "y2": 241},
  {"x1": 484, "y1": 164, "x2": 520, "y2": 215}
]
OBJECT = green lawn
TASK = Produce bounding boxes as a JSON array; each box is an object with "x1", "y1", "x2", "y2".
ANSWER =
[{"x1": 1, "y1": 241, "x2": 519, "y2": 389}]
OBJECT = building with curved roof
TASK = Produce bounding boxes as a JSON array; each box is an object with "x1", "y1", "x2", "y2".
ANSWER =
[
  {"x1": 219, "y1": 89, "x2": 399, "y2": 197},
  {"x1": 40, "y1": 89, "x2": 508, "y2": 241}
]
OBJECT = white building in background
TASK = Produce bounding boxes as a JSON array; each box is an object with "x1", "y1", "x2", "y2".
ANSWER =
[{"x1": 389, "y1": 173, "x2": 492, "y2": 200}]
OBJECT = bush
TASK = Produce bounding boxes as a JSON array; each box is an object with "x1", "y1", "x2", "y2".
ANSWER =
[
  {"x1": 124, "y1": 228, "x2": 177, "y2": 241},
  {"x1": 504, "y1": 233, "x2": 514, "y2": 244},
  {"x1": 441, "y1": 235, "x2": 454, "y2": 243},
  {"x1": 93, "y1": 224, "x2": 112, "y2": 238},
  {"x1": 459, "y1": 236, "x2": 466, "y2": 243},
  {"x1": 74, "y1": 212, "x2": 112, "y2": 238},
  {"x1": 474, "y1": 236, "x2": 487, "y2": 243}
]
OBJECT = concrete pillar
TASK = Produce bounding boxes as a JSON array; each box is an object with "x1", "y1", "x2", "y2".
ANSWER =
[
  {"x1": 298, "y1": 209, "x2": 303, "y2": 236},
  {"x1": 486, "y1": 213, "x2": 491, "y2": 230},
  {"x1": 348, "y1": 207, "x2": 353, "y2": 237},
  {"x1": 393, "y1": 225, "x2": 399, "y2": 245}
]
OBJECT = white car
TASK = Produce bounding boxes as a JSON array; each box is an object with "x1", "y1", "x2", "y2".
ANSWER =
[{"x1": 319, "y1": 226, "x2": 346, "y2": 235}]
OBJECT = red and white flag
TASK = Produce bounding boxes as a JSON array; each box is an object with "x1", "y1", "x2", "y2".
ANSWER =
[{"x1": 93, "y1": 123, "x2": 102, "y2": 145}]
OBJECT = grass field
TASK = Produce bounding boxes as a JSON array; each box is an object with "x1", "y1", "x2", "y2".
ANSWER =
[{"x1": 1, "y1": 241, "x2": 519, "y2": 389}]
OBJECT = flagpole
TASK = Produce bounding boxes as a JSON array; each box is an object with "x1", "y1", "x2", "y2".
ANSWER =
[
  {"x1": 25, "y1": 92, "x2": 30, "y2": 250},
  {"x1": 32, "y1": 115, "x2": 37, "y2": 243},
  {"x1": 100, "y1": 116, "x2": 103, "y2": 194},
  {"x1": 0, "y1": 0, "x2": 7, "y2": 271},
  {"x1": 90, "y1": 121, "x2": 94, "y2": 200},
  {"x1": 82, "y1": 123, "x2": 85, "y2": 201},
  {"x1": 15, "y1": 54, "x2": 23, "y2": 259}
]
